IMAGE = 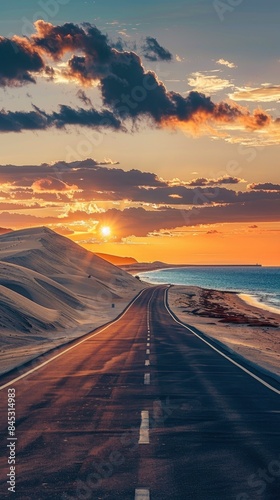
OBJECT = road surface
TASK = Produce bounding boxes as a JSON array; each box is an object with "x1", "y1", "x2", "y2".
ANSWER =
[{"x1": 0, "y1": 286, "x2": 280, "y2": 499}]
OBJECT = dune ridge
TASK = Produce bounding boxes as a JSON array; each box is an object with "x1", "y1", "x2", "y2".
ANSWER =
[{"x1": 0, "y1": 227, "x2": 144, "y2": 374}]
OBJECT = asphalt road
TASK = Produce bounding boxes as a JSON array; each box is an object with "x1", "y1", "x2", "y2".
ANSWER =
[{"x1": 0, "y1": 285, "x2": 280, "y2": 499}]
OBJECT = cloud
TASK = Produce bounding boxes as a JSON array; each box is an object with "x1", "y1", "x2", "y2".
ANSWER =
[
  {"x1": 1, "y1": 160, "x2": 279, "y2": 213},
  {"x1": 118, "y1": 31, "x2": 130, "y2": 39},
  {"x1": 99, "y1": 158, "x2": 120, "y2": 165},
  {"x1": 142, "y1": 36, "x2": 173, "y2": 62},
  {"x1": 229, "y1": 85, "x2": 280, "y2": 102},
  {"x1": 31, "y1": 178, "x2": 79, "y2": 193},
  {"x1": 0, "y1": 108, "x2": 49, "y2": 132},
  {"x1": 61, "y1": 202, "x2": 105, "y2": 216},
  {"x1": 0, "y1": 159, "x2": 166, "y2": 202},
  {"x1": 0, "y1": 36, "x2": 44, "y2": 86},
  {"x1": 33, "y1": 20, "x2": 111, "y2": 63},
  {"x1": 51, "y1": 104, "x2": 122, "y2": 130},
  {"x1": 91, "y1": 200, "x2": 280, "y2": 237},
  {"x1": 248, "y1": 182, "x2": 280, "y2": 191},
  {"x1": 76, "y1": 89, "x2": 93, "y2": 107},
  {"x1": 125, "y1": 186, "x2": 280, "y2": 206},
  {"x1": 0, "y1": 21, "x2": 277, "y2": 144},
  {"x1": 0, "y1": 105, "x2": 122, "y2": 133},
  {"x1": 216, "y1": 58, "x2": 237, "y2": 69},
  {"x1": 188, "y1": 71, "x2": 233, "y2": 94},
  {"x1": 0, "y1": 170, "x2": 280, "y2": 239},
  {"x1": 0, "y1": 198, "x2": 279, "y2": 238},
  {"x1": 184, "y1": 175, "x2": 244, "y2": 187}
]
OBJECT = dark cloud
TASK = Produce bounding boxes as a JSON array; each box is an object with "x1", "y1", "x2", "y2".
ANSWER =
[
  {"x1": 1, "y1": 160, "x2": 279, "y2": 208},
  {"x1": 187, "y1": 176, "x2": 243, "y2": 187},
  {"x1": 0, "y1": 160, "x2": 166, "y2": 200},
  {"x1": 0, "y1": 198, "x2": 279, "y2": 238},
  {"x1": 51, "y1": 104, "x2": 122, "y2": 130},
  {"x1": 111, "y1": 37, "x2": 126, "y2": 52},
  {"x1": 93, "y1": 200, "x2": 280, "y2": 237},
  {"x1": 248, "y1": 183, "x2": 280, "y2": 191},
  {"x1": 0, "y1": 21, "x2": 274, "y2": 137},
  {"x1": 129, "y1": 185, "x2": 280, "y2": 205},
  {"x1": 142, "y1": 37, "x2": 173, "y2": 62},
  {"x1": 0, "y1": 36, "x2": 44, "y2": 86},
  {"x1": 0, "y1": 105, "x2": 122, "y2": 133},
  {"x1": 33, "y1": 21, "x2": 111, "y2": 62},
  {"x1": 76, "y1": 90, "x2": 93, "y2": 107},
  {"x1": 44, "y1": 65, "x2": 55, "y2": 78},
  {"x1": 0, "y1": 108, "x2": 49, "y2": 132}
]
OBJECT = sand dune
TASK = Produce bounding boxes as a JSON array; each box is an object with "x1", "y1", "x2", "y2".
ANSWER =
[{"x1": 0, "y1": 227, "x2": 144, "y2": 374}]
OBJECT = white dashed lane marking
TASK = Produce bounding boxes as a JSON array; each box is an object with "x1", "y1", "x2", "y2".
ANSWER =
[
  {"x1": 138, "y1": 411, "x2": 149, "y2": 444},
  {"x1": 135, "y1": 489, "x2": 150, "y2": 499},
  {"x1": 145, "y1": 360, "x2": 150, "y2": 366},
  {"x1": 144, "y1": 373, "x2": 150, "y2": 385},
  {"x1": 146, "y1": 349, "x2": 150, "y2": 355}
]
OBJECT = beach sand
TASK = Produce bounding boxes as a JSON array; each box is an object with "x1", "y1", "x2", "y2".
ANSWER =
[{"x1": 168, "y1": 286, "x2": 280, "y2": 378}]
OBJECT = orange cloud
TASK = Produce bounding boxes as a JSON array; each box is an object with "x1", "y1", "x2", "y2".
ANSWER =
[
  {"x1": 229, "y1": 85, "x2": 280, "y2": 102},
  {"x1": 32, "y1": 177, "x2": 79, "y2": 193},
  {"x1": 160, "y1": 101, "x2": 272, "y2": 139}
]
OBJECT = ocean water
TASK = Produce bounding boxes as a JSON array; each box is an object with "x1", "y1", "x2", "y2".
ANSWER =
[{"x1": 139, "y1": 266, "x2": 280, "y2": 313}]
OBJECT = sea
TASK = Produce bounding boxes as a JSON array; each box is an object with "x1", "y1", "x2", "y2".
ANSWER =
[{"x1": 138, "y1": 266, "x2": 280, "y2": 314}]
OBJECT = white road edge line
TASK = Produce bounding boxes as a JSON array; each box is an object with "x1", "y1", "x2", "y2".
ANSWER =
[
  {"x1": 146, "y1": 289, "x2": 156, "y2": 335},
  {"x1": 144, "y1": 373, "x2": 150, "y2": 385},
  {"x1": 145, "y1": 360, "x2": 150, "y2": 366},
  {"x1": 135, "y1": 489, "x2": 150, "y2": 499},
  {"x1": 0, "y1": 289, "x2": 149, "y2": 391},
  {"x1": 138, "y1": 410, "x2": 149, "y2": 444},
  {"x1": 164, "y1": 288, "x2": 280, "y2": 396}
]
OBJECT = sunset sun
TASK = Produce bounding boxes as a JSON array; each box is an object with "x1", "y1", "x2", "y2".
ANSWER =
[{"x1": 100, "y1": 226, "x2": 111, "y2": 238}]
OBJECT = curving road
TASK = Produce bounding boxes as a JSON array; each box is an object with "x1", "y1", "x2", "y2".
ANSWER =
[{"x1": 0, "y1": 286, "x2": 280, "y2": 499}]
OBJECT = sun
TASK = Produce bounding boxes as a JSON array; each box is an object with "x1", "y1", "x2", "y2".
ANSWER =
[{"x1": 100, "y1": 226, "x2": 111, "y2": 238}]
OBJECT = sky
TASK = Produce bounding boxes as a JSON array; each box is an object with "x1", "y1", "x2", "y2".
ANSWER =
[{"x1": 0, "y1": 0, "x2": 279, "y2": 264}]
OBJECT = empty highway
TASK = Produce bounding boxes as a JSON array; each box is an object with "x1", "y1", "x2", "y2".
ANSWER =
[{"x1": 0, "y1": 286, "x2": 280, "y2": 499}]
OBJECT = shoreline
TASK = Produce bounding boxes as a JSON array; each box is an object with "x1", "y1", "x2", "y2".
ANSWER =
[
  {"x1": 120, "y1": 263, "x2": 264, "y2": 278},
  {"x1": 239, "y1": 293, "x2": 280, "y2": 315},
  {"x1": 136, "y1": 268, "x2": 280, "y2": 317},
  {"x1": 168, "y1": 285, "x2": 280, "y2": 377},
  {"x1": 141, "y1": 277, "x2": 280, "y2": 317}
]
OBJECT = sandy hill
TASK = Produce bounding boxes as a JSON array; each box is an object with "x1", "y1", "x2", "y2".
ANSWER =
[
  {"x1": 120, "y1": 261, "x2": 170, "y2": 274},
  {"x1": 0, "y1": 227, "x2": 12, "y2": 235},
  {"x1": 95, "y1": 252, "x2": 137, "y2": 266},
  {"x1": 0, "y1": 227, "x2": 144, "y2": 374}
]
